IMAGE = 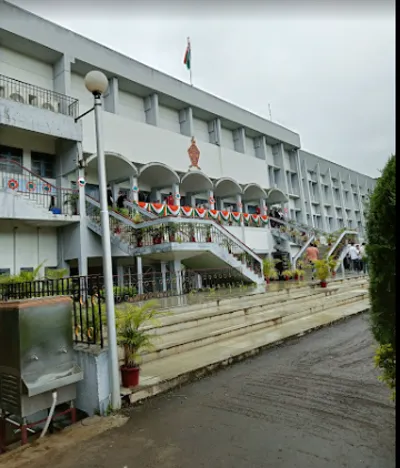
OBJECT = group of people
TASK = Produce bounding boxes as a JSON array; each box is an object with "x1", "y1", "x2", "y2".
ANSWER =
[{"x1": 345, "y1": 242, "x2": 367, "y2": 274}]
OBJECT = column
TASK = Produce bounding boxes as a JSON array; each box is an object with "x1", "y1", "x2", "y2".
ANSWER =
[
  {"x1": 103, "y1": 77, "x2": 119, "y2": 114},
  {"x1": 179, "y1": 107, "x2": 194, "y2": 137},
  {"x1": 170, "y1": 260, "x2": 182, "y2": 296},
  {"x1": 259, "y1": 198, "x2": 267, "y2": 216},
  {"x1": 328, "y1": 168, "x2": 339, "y2": 231},
  {"x1": 233, "y1": 128, "x2": 246, "y2": 153},
  {"x1": 356, "y1": 176, "x2": 365, "y2": 235},
  {"x1": 130, "y1": 176, "x2": 139, "y2": 202},
  {"x1": 150, "y1": 189, "x2": 161, "y2": 203},
  {"x1": 161, "y1": 261, "x2": 168, "y2": 292},
  {"x1": 254, "y1": 136, "x2": 271, "y2": 187},
  {"x1": 294, "y1": 150, "x2": 307, "y2": 225},
  {"x1": 337, "y1": 172, "x2": 347, "y2": 227},
  {"x1": 208, "y1": 118, "x2": 222, "y2": 145},
  {"x1": 316, "y1": 163, "x2": 328, "y2": 232},
  {"x1": 236, "y1": 194, "x2": 243, "y2": 213},
  {"x1": 53, "y1": 54, "x2": 74, "y2": 96},
  {"x1": 77, "y1": 143, "x2": 88, "y2": 276},
  {"x1": 144, "y1": 93, "x2": 159, "y2": 126},
  {"x1": 208, "y1": 189, "x2": 215, "y2": 210},
  {"x1": 117, "y1": 262, "x2": 124, "y2": 288},
  {"x1": 172, "y1": 183, "x2": 181, "y2": 207},
  {"x1": 303, "y1": 159, "x2": 315, "y2": 228},
  {"x1": 136, "y1": 256, "x2": 143, "y2": 295}
]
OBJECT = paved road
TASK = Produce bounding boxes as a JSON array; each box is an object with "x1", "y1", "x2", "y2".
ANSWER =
[{"x1": 38, "y1": 315, "x2": 395, "y2": 468}]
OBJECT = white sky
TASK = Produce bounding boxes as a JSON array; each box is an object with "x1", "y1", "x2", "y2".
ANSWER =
[{"x1": 10, "y1": 0, "x2": 396, "y2": 177}]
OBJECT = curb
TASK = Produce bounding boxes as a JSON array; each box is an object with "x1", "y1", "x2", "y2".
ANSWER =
[{"x1": 125, "y1": 305, "x2": 369, "y2": 406}]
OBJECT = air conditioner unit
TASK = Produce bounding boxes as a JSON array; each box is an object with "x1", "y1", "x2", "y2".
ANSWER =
[
  {"x1": 9, "y1": 92, "x2": 25, "y2": 103},
  {"x1": 41, "y1": 99, "x2": 59, "y2": 113}
]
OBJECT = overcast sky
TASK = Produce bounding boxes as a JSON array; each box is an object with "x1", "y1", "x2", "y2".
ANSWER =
[{"x1": 12, "y1": 0, "x2": 396, "y2": 178}]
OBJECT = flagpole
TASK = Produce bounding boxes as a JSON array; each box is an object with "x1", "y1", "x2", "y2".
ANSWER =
[{"x1": 188, "y1": 37, "x2": 193, "y2": 86}]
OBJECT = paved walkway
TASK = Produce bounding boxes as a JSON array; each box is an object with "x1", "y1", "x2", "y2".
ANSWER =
[{"x1": 32, "y1": 315, "x2": 394, "y2": 468}]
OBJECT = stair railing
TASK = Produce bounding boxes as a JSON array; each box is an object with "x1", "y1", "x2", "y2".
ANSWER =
[
  {"x1": 85, "y1": 196, "x2": 263, "y2": 278},
  {"x1": 0, "y1": 159, "x2": 78, "y2": 215}
]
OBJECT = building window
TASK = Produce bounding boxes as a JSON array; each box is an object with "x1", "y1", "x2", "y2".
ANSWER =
[
  {"x1": 31, "y1": 152, "x2": 56, "y2": 179},
  {"x1": 0, "y1": 145, "x2": 23, "y2": 173},
  {"x1": 20, "y1": 267, "x2": 34, "y2": 272},
  {"x1": 0, "y1": 268, "x2": 11, "y2": 276}
]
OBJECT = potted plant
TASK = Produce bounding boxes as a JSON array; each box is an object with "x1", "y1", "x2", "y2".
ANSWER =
[
  {"x1": 63, "y1": 192, "x2": 79, "y2": 215},
  {"x1": 135, "y1": 227, "x2": 144, "y2": 247},
  {"x1": 314, "y1": 259, "x2": 330, "y2": 288},
  {"x1": 116, "y1": 300, "x2": 167, "y2": 388},
  {"x1": 282, "y1": 269, "x2": 293, "y2": 281},
  {"x1": 152, "y1": 227, "x2": 163, "y2": 245},
  {"x1": 328, "y1": 256, "x2": 338, "y2": 277},
  {"x1": 293, "y1": 268, "x2": 305, "y2": 280},
  {"x1": 168, "y1": 223, "x2": 177, "y2": 242},
  {"x1": 262, "y1": 258, "x2": 279, "y2": 284},
  {"x1": 132, "y1": 212, "x2": 144, "y2": 224},
  {"x1": 326, "y1": 234, "x2": 336, "y2": 246}
]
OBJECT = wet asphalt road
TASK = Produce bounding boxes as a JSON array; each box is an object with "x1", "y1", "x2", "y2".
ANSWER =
[{"x1": 37, "y1": 315, "x2": 395, "y2": 468}]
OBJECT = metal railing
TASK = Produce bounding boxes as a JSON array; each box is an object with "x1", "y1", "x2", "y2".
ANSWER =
[
  {"x1": 0, "y1": 159, "x2": 79, "y2": 215},
  {"x1": 0, "y1": 74, "x2": 79, "y2": 119},
  {"x1": 0, "y1": 269, "x2": 256, "y2": 347},
  {"x1": 86, "y1": 196, "x2": 263, "y2": 278}
]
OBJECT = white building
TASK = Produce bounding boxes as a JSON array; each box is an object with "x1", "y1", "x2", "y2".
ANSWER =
[{"x1": 0, "y1": 1, "x2": 375, "y2": 286}]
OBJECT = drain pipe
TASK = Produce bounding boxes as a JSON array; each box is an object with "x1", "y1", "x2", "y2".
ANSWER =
[{"x1": 40, "y1": 390, "x2": 57, "y2": 438}]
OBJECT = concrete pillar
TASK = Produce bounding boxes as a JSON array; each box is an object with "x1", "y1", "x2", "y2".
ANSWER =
[
  {"x1": 236, "y1": 194, "x2": 243, "y2": 213},
  {"x1": 179, "y1": 107, "x2": 194, "y2": 137},
  {"x1": 208, "y1": 190, "x2": 215, "y2": 210},
  {"x1": 150, "y1": 189, "x2": 161, "y2": 203},
  {"x1": 316, "y1": 163, "x2": 328, "y2": 232},
  {"x1": 111, "y1": 183, "x2": 119, "y2": 206},
  {"x1": 260, "y1": 198, "x2": 267, "y2": 216},
  {"x1": 233, "y1": 127, "x2": 246, "y2": 154},
  {"x1": 161, "y1": 262, "x2": 168, "y2": 292},
  {"x1": 103, "y1": 77, "x2": 119, "y2": 114},
  {"x1": 77, "y1": 143, "x2": 88, "y2": 277},
  {"x1": 53, "y1": 54, "x2": 74, "y2": 96},
  {"x1": 144, "y1": 93, "x2": 159, "y2": 126},
  {"x1": 170, "y1": 260, "x2": 182, "y2": 295},
  {"x1": 208, "y1": 118, "x2": 222, "y2": 145},
  {"x1": 303, "y1": 159, "x2": 315, "y2": 228},
  {"x1": 117, "y1": 262, "x2": 124, "y2": 288},
  {"x1": 328, "y1": 168, "x2": 339, "y2": 231},
  {"x1": 294, "y1": 150, "x2": 307, "y2": 225},
  {"x1": 136, "y1": 256, "x2": 143, "y2": 295},
  {"x1": 130, "y1": 176, "x2": 139, "y2": 202},
  {"x1": 172, "y1": 183, "x2": 181, "y2": 207},
  {"x1": 254, "y1": 136, "x2": 271, "y2": 188}
]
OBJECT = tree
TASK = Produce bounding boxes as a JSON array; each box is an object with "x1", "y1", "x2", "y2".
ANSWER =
[{"x1": 365, "y1": 155, "x2": 396, "y2": 399}]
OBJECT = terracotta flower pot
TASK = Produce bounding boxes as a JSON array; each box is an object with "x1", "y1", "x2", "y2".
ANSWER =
[
  {"x1": 320, "y1": 280, "x2": 328, "y2": 288},
  {"x1": 169, "y1": 234, "x2": 176, "y2": 242},
  {"x1": 265, "y1": 278, "x2": 270, "y2": 284},
  {"x1": 121, "y1": 365, "x2": 140, "y2": 388}
]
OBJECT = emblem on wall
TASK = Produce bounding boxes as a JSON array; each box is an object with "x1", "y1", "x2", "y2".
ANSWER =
[{"x1": 188, "y1": 137, "x2": 201, "y2": 170}]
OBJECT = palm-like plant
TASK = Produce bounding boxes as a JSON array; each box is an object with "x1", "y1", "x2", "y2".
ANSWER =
[{"x1": 115, "y1": 300, "x2": 168, "y2": 368}]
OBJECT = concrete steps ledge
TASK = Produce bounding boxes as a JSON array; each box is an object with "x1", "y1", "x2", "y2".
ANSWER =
[
  {"x1": 122, "y1": 300, "x2": 370, "y2": 405},
  {"x1": 144, "y1": 279, "x2": 368, "y2": 335},
  {"x1": 141, "y1": 282, "x2": 368, "y2": 336},
  {"x1": 132, "y1": 289, "x2": 369, "y2": 364},
  {"x1": 166, "y1": 274, "x2": 368, "y2": 316}
]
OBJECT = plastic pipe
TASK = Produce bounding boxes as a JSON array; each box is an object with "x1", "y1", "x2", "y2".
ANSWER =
[{"x1": 40, "y1": 390, "x2": 57, "y2": 438}]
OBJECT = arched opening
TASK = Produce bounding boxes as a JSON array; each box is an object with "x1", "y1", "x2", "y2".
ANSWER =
[
  {"x1": 180, "y1": 171, "x2": 213, "y2": 206},
  {"x1": 139, "y1": 162, "x2": 180, "y2": 203},
  {"x1": 85, "y1": 152, "x2": 138, "y2": 201},
  {"x1": 266, "y1": 187, "x2": 288, "y2": 205},
  {"x1": 214, "y1": 177, "x2": 242, "y2": 198},
  {"x1": 242, "y1": 183, "x2": 267, "y2": 202}
]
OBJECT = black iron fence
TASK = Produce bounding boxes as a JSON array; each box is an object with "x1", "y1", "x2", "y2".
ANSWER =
[{"x1": 0, "y1": 268, "x2": 257, "y2": 348}]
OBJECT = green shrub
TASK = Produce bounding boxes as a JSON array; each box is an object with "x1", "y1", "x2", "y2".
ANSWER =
[{"x1": 366, "y1": 154, "x2": 396, "y2": 399}]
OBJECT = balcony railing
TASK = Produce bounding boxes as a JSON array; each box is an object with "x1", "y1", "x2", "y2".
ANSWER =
[{"x1": 0, "y1": 74, "x2": 79, "y2": 119}]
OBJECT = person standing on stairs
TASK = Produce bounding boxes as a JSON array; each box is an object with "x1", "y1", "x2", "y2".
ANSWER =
[
  {"x1": 107, "y1": 184, "x2": 113, "y2": 208},
  {"x1": 348, "y1": 242, "x2": 360, "y2": 272},
  {"x1": 305, "y1": 242, "x2": 319, "y2": 280}
]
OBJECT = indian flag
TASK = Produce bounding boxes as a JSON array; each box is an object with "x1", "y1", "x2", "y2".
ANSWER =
[{"x1": 183, "y1": 38, "x2": 191, "y2": 70}]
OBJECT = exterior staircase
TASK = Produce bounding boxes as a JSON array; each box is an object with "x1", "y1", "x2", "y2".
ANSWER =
[{"x1": 85, "y1": 196, "x2": 264, "y2": 285}]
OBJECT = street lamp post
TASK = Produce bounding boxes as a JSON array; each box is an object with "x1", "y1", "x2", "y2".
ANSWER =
[{"x1": 84, "y1": 70, "x2": 120, "y2": 411}]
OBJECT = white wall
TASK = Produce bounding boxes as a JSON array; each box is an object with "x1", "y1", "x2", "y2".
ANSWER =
[
  {"x1": 0, "y1": 220, "x2": 58, "y2": 275},
  {"x1": 158, "y1": 105, "x2": 180, "y2": 133},
  {"x1": 118, "y1": 91, "x2": 145, "y2": 123},
  {"x1": 0, "y1": 46, "x2": 54, "y2": 89},
  {"x1": 81, "y1": 112, "x2": 270, "y2": 187},
  {"x1": 226, "y1": 226, "x2": 274, "y2": 253},
  {"x1": 245, "y1": 136, "x2": 256, "y2": 157},
  {"x1": 193, "y1": 117, "x2": 209, "y2": 143}
]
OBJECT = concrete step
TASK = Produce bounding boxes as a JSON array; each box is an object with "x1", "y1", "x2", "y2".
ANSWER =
[
  {"x1": 135, "y1": 288, "x2": 368, "y2": 364},
  {"x1": 144, "y1": 279, "x2": 368, "y2": 338},
  {"x1": 123, "y1": 299, "x2": 370, "y2": 404}
]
